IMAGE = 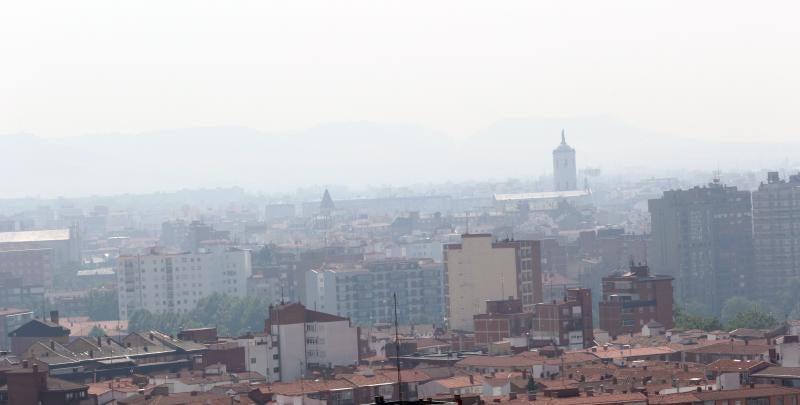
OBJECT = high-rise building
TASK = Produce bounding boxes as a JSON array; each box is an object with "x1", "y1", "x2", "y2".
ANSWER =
[
  {"x1": 598, "y1": 264, "x2": 673, "y2": 339},
  {"x1": 116, "y1": 245, "x2": 251, "y2": 319},
  {"x1": 443, "y1": 234, "x2": 542, "y2": 331},
  {"x1": 531, "y1": 288, "x2": 593, "y2": 350},
  {"x1": 648, "y1": 181, "x2": 754, "y2": 315},
  {"x1": 305, "y1": 259, "x2": 444, "y2": 326},
  {"x1": 553, "y1": 129, "x2": 577, "y2": 191},
  {"x1": 752, "y1": 172, "x2": 800, "y2": 299}
]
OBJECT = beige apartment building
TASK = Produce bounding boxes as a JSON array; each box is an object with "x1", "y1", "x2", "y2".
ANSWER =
[{"x1": 443, "y1": 234, "x2": 542, "y2": 331}]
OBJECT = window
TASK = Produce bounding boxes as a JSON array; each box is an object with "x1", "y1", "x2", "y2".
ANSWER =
[
  {"x1": 746, "y1": 398, "x2": 769, "y2": 405},
  {"x1": 251, "y1": 358, "x2": 257, "y2": 364}
]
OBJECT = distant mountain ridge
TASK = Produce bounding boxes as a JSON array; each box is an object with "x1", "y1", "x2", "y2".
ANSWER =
[{"x1": 1, "y1": 118, "x2": 798, "y2": 198}]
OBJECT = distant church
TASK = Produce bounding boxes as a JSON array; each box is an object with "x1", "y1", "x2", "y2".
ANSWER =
[{"x1": 552, "y1": 129, "x2": 577, "y2": 191}]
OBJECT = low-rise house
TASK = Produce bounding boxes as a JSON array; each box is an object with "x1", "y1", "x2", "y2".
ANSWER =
[
  {"x1": 8, "y1": 312, "x2": 70, "y2": 356},
  {"x1": 752, "y1": 366, "x2": 800, "y2": 388},
  {"x1": 151, "y1": 366, "x2": 266, "y2": 394},
  {"x1": 256, "y1": 378, "x2": 356, "y2": 405},
  {"x1": 0, "y1": 362, "x2": 91, "y2": 405},
  {"x1": 682, "y1": 341, "x2": 772, "y2": 364},
  {"x1": 86, "y1": 375, "x2": 155, "y2": 405},
  {"x1": 419, "y1": 375, "x2": 484, "y2": 398},
  {"x1": 16, "y1": 330, "x2": 206, "y2": 382},
  {"x1": 648, "y1": 385, "x2": 800, "y2": 405},
  {"x1": 706, "y1": 359, "x2": 770, "y2": 390}
]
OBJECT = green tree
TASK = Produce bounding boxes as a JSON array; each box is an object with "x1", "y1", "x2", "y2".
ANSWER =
[
  {"x1": 721, "y1": 296, "x2": 758, "y2": 324},
  {"x1": 127, "y1": 294, "x2": 270, "y2": 336},
  {"x1": 726, "y1": 308, "x2": 778, "y2": 330},
  {"x1": 775, "y1": 278, "x2": 800, "y2": 320},
  {"x1": 674, "y1": 306, "x2": 723, "y2": 331},
  {"x1": 88, "y1": 325, "x2": 106, "y2": 337},
  {"x1": 526, "y1": 375, "x2": 537, "y2": 392}
]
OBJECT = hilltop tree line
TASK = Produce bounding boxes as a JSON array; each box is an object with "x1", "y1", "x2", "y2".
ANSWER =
[
  {"x1": 127, "y1": 294, "x2": 272, "y2": 337},
  {"x1": 675, "y1": 296, "x2": 781, "y2": 332}
]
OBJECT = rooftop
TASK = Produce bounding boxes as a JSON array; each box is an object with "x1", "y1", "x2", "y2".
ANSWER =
[
  {"x1": 494, "y1": 190, "x2": 590, "y2": 202},
  {"x1": 0, "y1": 229, "x2": 71, "y2": 243}
]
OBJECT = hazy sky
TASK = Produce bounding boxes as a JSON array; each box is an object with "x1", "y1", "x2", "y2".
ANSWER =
[{"x1": 2, "y1": 1, "x2": 799, "y2": 141}]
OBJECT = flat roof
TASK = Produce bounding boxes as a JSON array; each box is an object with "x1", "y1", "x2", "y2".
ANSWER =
[
  {"x1": 494, "y1": 190, "x2": 590, "y2": 201},
  {"x1": 0, "y1": 229, "x2": 71, "y2": 243},
  {"x1": 76, "y1": 268, "x2": 115, "y2": 276}
]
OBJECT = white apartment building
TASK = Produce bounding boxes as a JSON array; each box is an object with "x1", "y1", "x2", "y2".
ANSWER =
[
  {"x1": 266, "y1": 302, "x2": 359, "y2": 382},
  {"x1": 234, "y1": 333, "x2": 280, "y2": 382},
  {"x1": 117, "y1": 245, "x2": 251, "y2": 319}
]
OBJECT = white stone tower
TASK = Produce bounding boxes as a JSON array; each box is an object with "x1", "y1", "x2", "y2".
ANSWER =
[{"x1": 552, "y1": 129, "x2": 577, "y2": 191}]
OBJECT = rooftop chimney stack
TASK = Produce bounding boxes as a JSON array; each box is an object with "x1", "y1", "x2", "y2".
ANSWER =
[{"x1": 50, "y1": 310, "x2": 59, "y2": 325}]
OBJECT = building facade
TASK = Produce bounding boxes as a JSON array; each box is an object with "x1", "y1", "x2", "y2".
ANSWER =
[
  {"x1": 0, "y1": 228, "x2": 80, "y2": 266},
  {"x1": 305, "y1": 259, "x2": 444, "y2": 326},
  {"x1": 598, "y1": 264, "x2": 674, "y2": 339},
  {"x1": 531, "y1": 288, "x2": 593, "y2": 350},
  {"x1": 116, "y1": 245, "x2": 251, "y2": 319},
  {"x1": 0, "y1": 308, "x2": 34, "y2": 351},
  {"x1": 648, "y1": 181, "x2": 754, "y2": 315},
  {"x1": 265, "y1": 303, "x2": 359, "y2": 382},
  {"x1": 752, "y1": 172, "x2": 800, "y2": 300},
  {"x1": 472, "y1": 298, "x2": 533, "y2": 348},
  {"x1": 0, "y1": 247, "x2": 54, "y2": 289},
  {"x1": 553, "y1": 130, "x2": 577, "y2": 192},
  {"x1": 443, "y1": 234, "x2": 542, "y2": 331}
]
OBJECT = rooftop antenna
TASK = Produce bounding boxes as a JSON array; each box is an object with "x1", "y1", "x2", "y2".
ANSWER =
[{"x1": 393, "y1": 292, "x2": 403, "y2": 402}]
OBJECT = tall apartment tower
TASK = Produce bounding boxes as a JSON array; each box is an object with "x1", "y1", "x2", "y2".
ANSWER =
[
  {"x1": 553, "y1": 129, "x2": 577, "y2": 191},
  {"x1": 443, "y1": 234, "x2": 542, "y2": 331},
  {"x1": 648, "y1": 181, "x2": 754, "y2": 315},
  {"x1": 753, "y1": 172, "x2": 800, "y2": 299}
]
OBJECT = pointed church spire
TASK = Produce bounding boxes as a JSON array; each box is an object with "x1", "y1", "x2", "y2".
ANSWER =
[
  {"x1": 561, "y1": 128, "x2": 566, "y2": 144},
  {"x1": 320, "y1": 189, "x2": 335, "y2": 212}
]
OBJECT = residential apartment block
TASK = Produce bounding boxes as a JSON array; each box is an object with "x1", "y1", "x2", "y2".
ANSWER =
[
  {"x1": 752, "y1": 172, "x2": 800, "y2": 300},
  {"x1": 265, "y1": 302, "x2": 359, "y2": 382},
  {"x1": 473, "y1": 298, "x2": 533, "y2": 348},
  {"x1": 598, "y1": 264, "x2": 674, "y2": 338},
  {"x1": 305, "y1": 259, "x2": 444, "y2": 326},
  {"x1": 531, "y1": 288, "x2": 593, "y2": 350},
  {"x1": 116, "y1": 245, "x2": 251, "y2": 319},
  {"x1": 443, "y1": 234, "x2": 542, "y2": 331},
  {"x1": 648, "y1": 181, "x2": 754, "y2": 315}
]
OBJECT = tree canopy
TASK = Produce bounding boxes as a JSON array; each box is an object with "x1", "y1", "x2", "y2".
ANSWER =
[
  {"x1": 128, "y1": 293, "x2": 271, "y2": 336},
  {"x1": 674, "y1": 306, "x2": 723, "y2": 331}
]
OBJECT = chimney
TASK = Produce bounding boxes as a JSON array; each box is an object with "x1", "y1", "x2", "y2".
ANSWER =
[
  {"x1": 22, "y1": 360, "x2": 29, "y2": 368},
  {"x1": 50, "y1": 310, "x2": 59, "y2": 324},
  {"x1": 97, "y1": 336, "x2": 102, "y2": 346},
  {"x1": 50, "y1": 341, "x2": 55, "y2": 350},
  {"x1": 469, "y1": 375, "x2": 474, "y2": 385},
  {"x1": 89, "y1": 350, "x2": 94, "y2": 358}
]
